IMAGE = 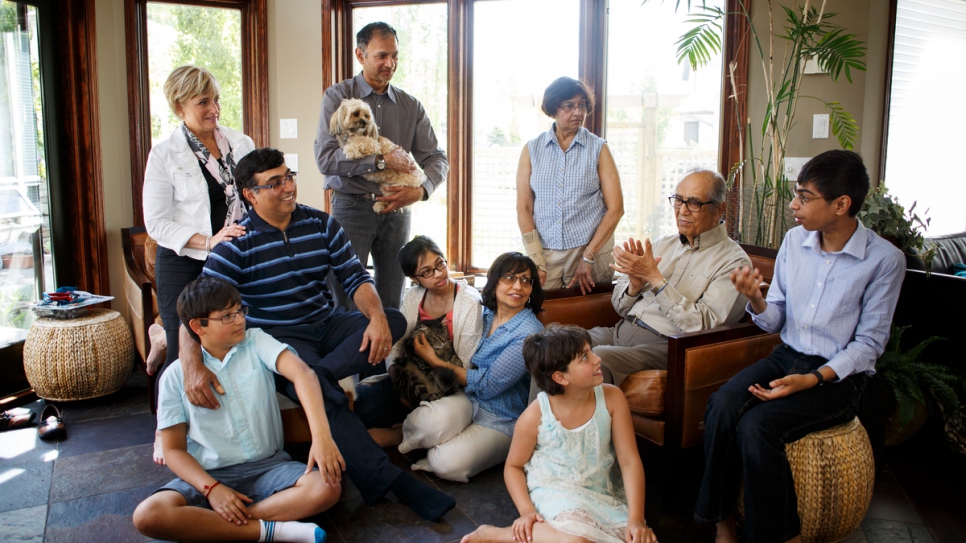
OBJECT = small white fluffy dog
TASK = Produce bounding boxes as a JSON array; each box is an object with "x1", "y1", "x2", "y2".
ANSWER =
[{"x1": 329, "y1": 98, "x2": 425, "y2": 213}]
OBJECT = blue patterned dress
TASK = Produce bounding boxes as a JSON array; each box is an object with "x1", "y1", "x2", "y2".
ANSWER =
[{"x1": 525, "y1": 385, "x2": 629, "y2": 543}]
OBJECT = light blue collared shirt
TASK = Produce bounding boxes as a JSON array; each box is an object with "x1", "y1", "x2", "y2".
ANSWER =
[
  {"x1": 527, "y1": 125, "x2": 607, "y2": 250},
  {"x1": 465, "y1": 307, "x2": 544, "y2": 436},
  {"x1": 750, "y1": 222, "x2": 905, "y2": 379},
  {"x1": 157, "y1": 328, "x2": 294, "y2": 470}
]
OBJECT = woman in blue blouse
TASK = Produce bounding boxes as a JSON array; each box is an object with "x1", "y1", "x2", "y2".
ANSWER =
[
  {"x1": 398, "y1": 252, "x2": 545, "y2": 482},
  {"x1": 517, "y1": 76, "x2": 623, "y2": 295}
]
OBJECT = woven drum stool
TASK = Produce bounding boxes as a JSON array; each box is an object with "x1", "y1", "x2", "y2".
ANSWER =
[
  {"x1": 24, "y1": 309, "x2": 134, "y2": 401},
  {"x1": 739, "y1": 417, "x2": 875, "y2": 543}
]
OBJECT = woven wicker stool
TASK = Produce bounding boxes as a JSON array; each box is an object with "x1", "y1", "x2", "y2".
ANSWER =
[
  {"x1": 24, "y1": 308, "x2": 134, "y2": 401},
  {"x1": 739, "y1": 417, "x2": 875, "y2": 543}
]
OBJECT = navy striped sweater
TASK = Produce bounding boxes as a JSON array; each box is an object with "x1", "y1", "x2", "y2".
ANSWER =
[{"x1": 203, "y1": 204, "x2": 373, "y2": 327}]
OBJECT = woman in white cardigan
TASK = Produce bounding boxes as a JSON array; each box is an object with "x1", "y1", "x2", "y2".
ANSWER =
[
  {"x1": 358, "y1": 236, "x2": 484, "y2": 444},
  {"x1": 142, "y1": 66, "x2": 254, "y2": 464}
]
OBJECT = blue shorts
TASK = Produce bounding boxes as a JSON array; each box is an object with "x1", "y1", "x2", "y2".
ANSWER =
[{"x1": 155, "y1": 450, "x2": 311, "y2": 508}]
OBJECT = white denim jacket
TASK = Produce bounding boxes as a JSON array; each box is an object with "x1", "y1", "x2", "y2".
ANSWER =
[{"x1": 142, "y1": 124, "x2": 255, "y2": 260}]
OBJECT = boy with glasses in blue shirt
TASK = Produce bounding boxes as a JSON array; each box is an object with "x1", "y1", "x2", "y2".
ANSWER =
[
  {"x1": 695, "y1": 150, "x2": 906, "y2": 543},
  {"x1": 134, "y1": 277, "x2": 341, "y2": 543}
]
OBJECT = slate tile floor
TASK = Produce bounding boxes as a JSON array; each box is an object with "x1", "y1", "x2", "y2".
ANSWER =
[{"x1": 0, "y1": 371, "x2": 951, "y2": 543}]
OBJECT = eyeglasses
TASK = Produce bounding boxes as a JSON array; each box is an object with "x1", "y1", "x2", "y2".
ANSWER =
[
  {"x1": 793, "y1": 193, "x2": 829, "y2": 205},
  {"x1": 415, "y1": 258, "x2": 448, "y2": 279},
  {"x1": 198, "y1": 306, "x2": 248, "y2": 326},
  {"x1": 668, "y1": 195, "x2": 714, "y2": 212},
  {"x1": 559, "y1": 101, "x2": 589, "y2": 113},
  {"x1": 499, "y1": 273, "x2": 534, "y2": 287},
  {"x1": 252, "y1": 171, "x2": 297, "y2": 191}
]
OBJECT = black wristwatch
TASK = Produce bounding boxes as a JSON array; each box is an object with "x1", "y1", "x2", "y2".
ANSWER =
[
  {"x1": 375, "y1": 155, "x2": 386, "y2": 171},
  {"x1": 809, "y1": 369, "x2": 825, "y2": 386}
]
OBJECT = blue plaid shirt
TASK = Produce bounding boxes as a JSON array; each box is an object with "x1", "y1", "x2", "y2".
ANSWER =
[
  {"x1": 751, "y1": 223, "x2": 905, "y2": 379},
  {"x1": 465, "y1": 307, "x2": 544, "y2": 436},
  {"x1": 527, "y1": 125, "x2": 607, "y2": 250}
]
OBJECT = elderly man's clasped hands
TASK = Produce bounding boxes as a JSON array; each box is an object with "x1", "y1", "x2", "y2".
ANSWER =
[{"x1": 610, "y1": 237, "x2": 665, "y2": 295}]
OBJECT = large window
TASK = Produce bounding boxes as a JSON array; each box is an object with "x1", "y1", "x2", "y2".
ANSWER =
[
  {"x1": 146, "y1": 3, "x2": 243, "y2": 148},
  {"x1": 606, "y1": 0, "x2": 723, "y2": 243},
  {"x1": 471, "y1": 0, "x2": 579, "y2": 268},
  {"x1": 324, "y1": 0, "x2": 744, "y2": 273},
  {"x1": 0, "y1": 1, "x2": 50, "y2": 331},
  {"x1": 882, "y1": 0, "x2": 966, "y2": 235},
  {"x1": 351, "y1": 4, "x2": 450, "y2": 249},
  {"x1": 125, "y1": 0, "x2": 267, "y2": 226}
]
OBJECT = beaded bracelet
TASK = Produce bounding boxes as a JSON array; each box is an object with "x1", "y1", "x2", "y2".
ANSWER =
[{"x1": 205, "y1": 236, "x2": 212, "y2": 255}]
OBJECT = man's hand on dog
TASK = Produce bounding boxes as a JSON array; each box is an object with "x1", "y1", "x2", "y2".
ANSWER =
[
  {"x1": 384, "y1": 146, "x2": 417, "y2": 173},
  {"x1": 378, "y1": 185, "x2": 425, "y2": 213}
]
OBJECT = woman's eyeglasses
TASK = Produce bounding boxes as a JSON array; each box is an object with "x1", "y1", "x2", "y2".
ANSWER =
[
  {"x1": 198, "y1": 306, "x2": 249, "y2": 325},
  {"x1": 252, "y1": 171, "x2": 298, "y2": 191},
  {"x1": 416, "y1": 259, "x2": 448, "y2": 279},
  {"x1": 559, "y1": 101, "x2": 588, "y2": 113},
  {"x1": 499, "y1": 273, "x2": 534, "y2": 286}
]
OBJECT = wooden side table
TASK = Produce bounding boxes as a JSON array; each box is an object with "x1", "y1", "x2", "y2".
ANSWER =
[{"x1": 23, "y1": 308, "x2": 134, "y2": 401}]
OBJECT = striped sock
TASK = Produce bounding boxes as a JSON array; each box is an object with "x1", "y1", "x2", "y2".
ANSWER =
[{"x1": 258, "y1": 519, "x2": 326, "y2": 543}]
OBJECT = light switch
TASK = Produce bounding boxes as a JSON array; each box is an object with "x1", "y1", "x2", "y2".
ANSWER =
[
  {"x1": 280, "y1": 118, "x2": 298, "y2": 139},
  {"x1": 285, "y1": 153, "x2": 299, "y2": 173},
  {"x1": 813, "y1": 114, "x2": 829, "y2": 139},
  {"x1": 783, "y1": 157, "x2": 810, "y2": 182}
]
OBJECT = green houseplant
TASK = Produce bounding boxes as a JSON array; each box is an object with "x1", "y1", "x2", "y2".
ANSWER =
[
  {"x1": 652, "y1": 0, "x2": 866, "y2": 248},
  {"x1": 858, "y1": 183, "x2": 940, "y2": 274},
  {"x1": 875, "y1": 325, "x2": 958, "y2": 445}
]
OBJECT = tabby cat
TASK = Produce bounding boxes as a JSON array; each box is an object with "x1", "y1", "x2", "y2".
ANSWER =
[{"x1": 392, "y1": 317, "x2": 464, "y2": 406}]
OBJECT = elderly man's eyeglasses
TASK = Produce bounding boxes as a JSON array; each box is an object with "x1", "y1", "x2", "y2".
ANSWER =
[
  {"x1": 668, "y1": 195, "x2": 714, "y2": 212},
  {"x1": 198, "y1": 306, "x2": 249, "y2": 326},
  {"x1": 499, "y1": 273, "x2": 534, "y2": 286},
  {"x1": 252, "y1": 171, "x2": 298, "y2": 191},
  {"x1": 559, "y1": 101, "x2": 588, "y2": 113},
  {"x1": 416, "y1": 258, "x2": 448, "y2": 279}
]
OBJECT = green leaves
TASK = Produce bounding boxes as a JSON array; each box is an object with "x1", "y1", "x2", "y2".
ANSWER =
[
  {"x1": 876, "y1": 325, "x2": 959, "y2": 430},
  {"x1": 809, "y1": 29, "x2": 867, "y2": 83},
  {"x1": 825, "y1": 101, "x2": 859, "y2": 150},
  {"x1": 674, "y1": 5, "x2": 723, "y2": 70}
]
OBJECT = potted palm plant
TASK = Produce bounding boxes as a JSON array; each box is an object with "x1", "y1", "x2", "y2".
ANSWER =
[{"x1": 650, "y1": 0, "x2": 866, "y2": 248}]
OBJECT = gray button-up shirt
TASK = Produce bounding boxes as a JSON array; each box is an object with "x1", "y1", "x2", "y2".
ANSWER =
[
  {"x1": 314, "y1": 73, "x2": 448, "y2": 197},
  {"x1": 612, "y1": 223, "x2": 751, "y2": 336}
]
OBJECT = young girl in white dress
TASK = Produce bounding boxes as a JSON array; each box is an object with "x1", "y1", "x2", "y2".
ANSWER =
[{"x1": 462, "y1": 324, "x2": 657, "y2": 543}]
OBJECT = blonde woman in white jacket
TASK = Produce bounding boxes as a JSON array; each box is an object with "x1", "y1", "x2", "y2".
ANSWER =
[
  {"x1": 142, "y1": 66, "x2": 254, "y2": 464},
  {"x1": 357, "y1": 236, "x2": 484, "y2": 445}
]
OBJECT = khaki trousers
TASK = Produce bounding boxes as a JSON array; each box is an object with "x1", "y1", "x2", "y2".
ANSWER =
[
  {"x1": 542, "y1": 237, "x2": 615, "y2": 289},
  {"x1": 588, "y1": 319, "x2": 669, "y2": 386}
]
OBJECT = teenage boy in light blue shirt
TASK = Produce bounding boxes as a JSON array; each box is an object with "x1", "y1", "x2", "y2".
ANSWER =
[
  {"x1": 134, "y1": 277, "x2": 341, "y2": 543},
  {"x1": 695, "y1": 150, "x2": 906, "y2": 543}
]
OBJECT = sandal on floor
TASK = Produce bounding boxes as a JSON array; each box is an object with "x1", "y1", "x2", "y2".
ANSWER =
[
  {"x1": 38, "y1": 404, "x2": 66, "y2": 441},
  {"x1": 0, "y1": 409, "x2": 35, "y2": 432}
]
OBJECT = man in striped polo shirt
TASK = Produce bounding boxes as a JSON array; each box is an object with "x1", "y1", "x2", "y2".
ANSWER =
[{"x1": 179, "y1": 148, "x2": 456, "y2": 521}]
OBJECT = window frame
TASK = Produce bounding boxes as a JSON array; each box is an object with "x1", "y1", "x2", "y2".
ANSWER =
[
  {"x1": 323, "y1": 0, "x2": 747, "y2": 273},
  {"x1": 124, "y1": 0, "x2": 268, "y2": 226}
]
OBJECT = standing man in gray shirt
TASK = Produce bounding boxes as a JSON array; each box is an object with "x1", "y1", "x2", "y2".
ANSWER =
[{"x1": 314, "y1": 21, "x2": 449, "y2": 310}]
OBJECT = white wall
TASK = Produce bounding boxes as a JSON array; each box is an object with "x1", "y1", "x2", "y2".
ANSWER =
[{"x1": 95, "y1": 0, "x2": 134, "y2": 314}]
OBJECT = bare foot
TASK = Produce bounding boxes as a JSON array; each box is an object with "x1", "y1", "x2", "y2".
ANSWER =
[
  {"x1": 153, "y1": 429, "x2": 165, "y2": 465},
  {"x1": 461, "y1": 525, "x2": 510, "y2": 543},
  {"x1": 715, "y1": 516, "x2": 738, "y2": 543},
  {"x1": 146, "y1": 324, "x2": 167, "y2": 376},
  {"x1": 368, "y1": 424, "x2": 403, "y2": 448}
]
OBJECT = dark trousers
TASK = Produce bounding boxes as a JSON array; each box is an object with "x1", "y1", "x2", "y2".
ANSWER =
[
  {"x1": 694, "y1": 344, "x2": 866, "y2": 543},
  {"x1": 154, "y1": 246, "x2": 205, "y2": 405},
  {"x1": 263, "y1": 308, "x2": 408, "y2": 503}
]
